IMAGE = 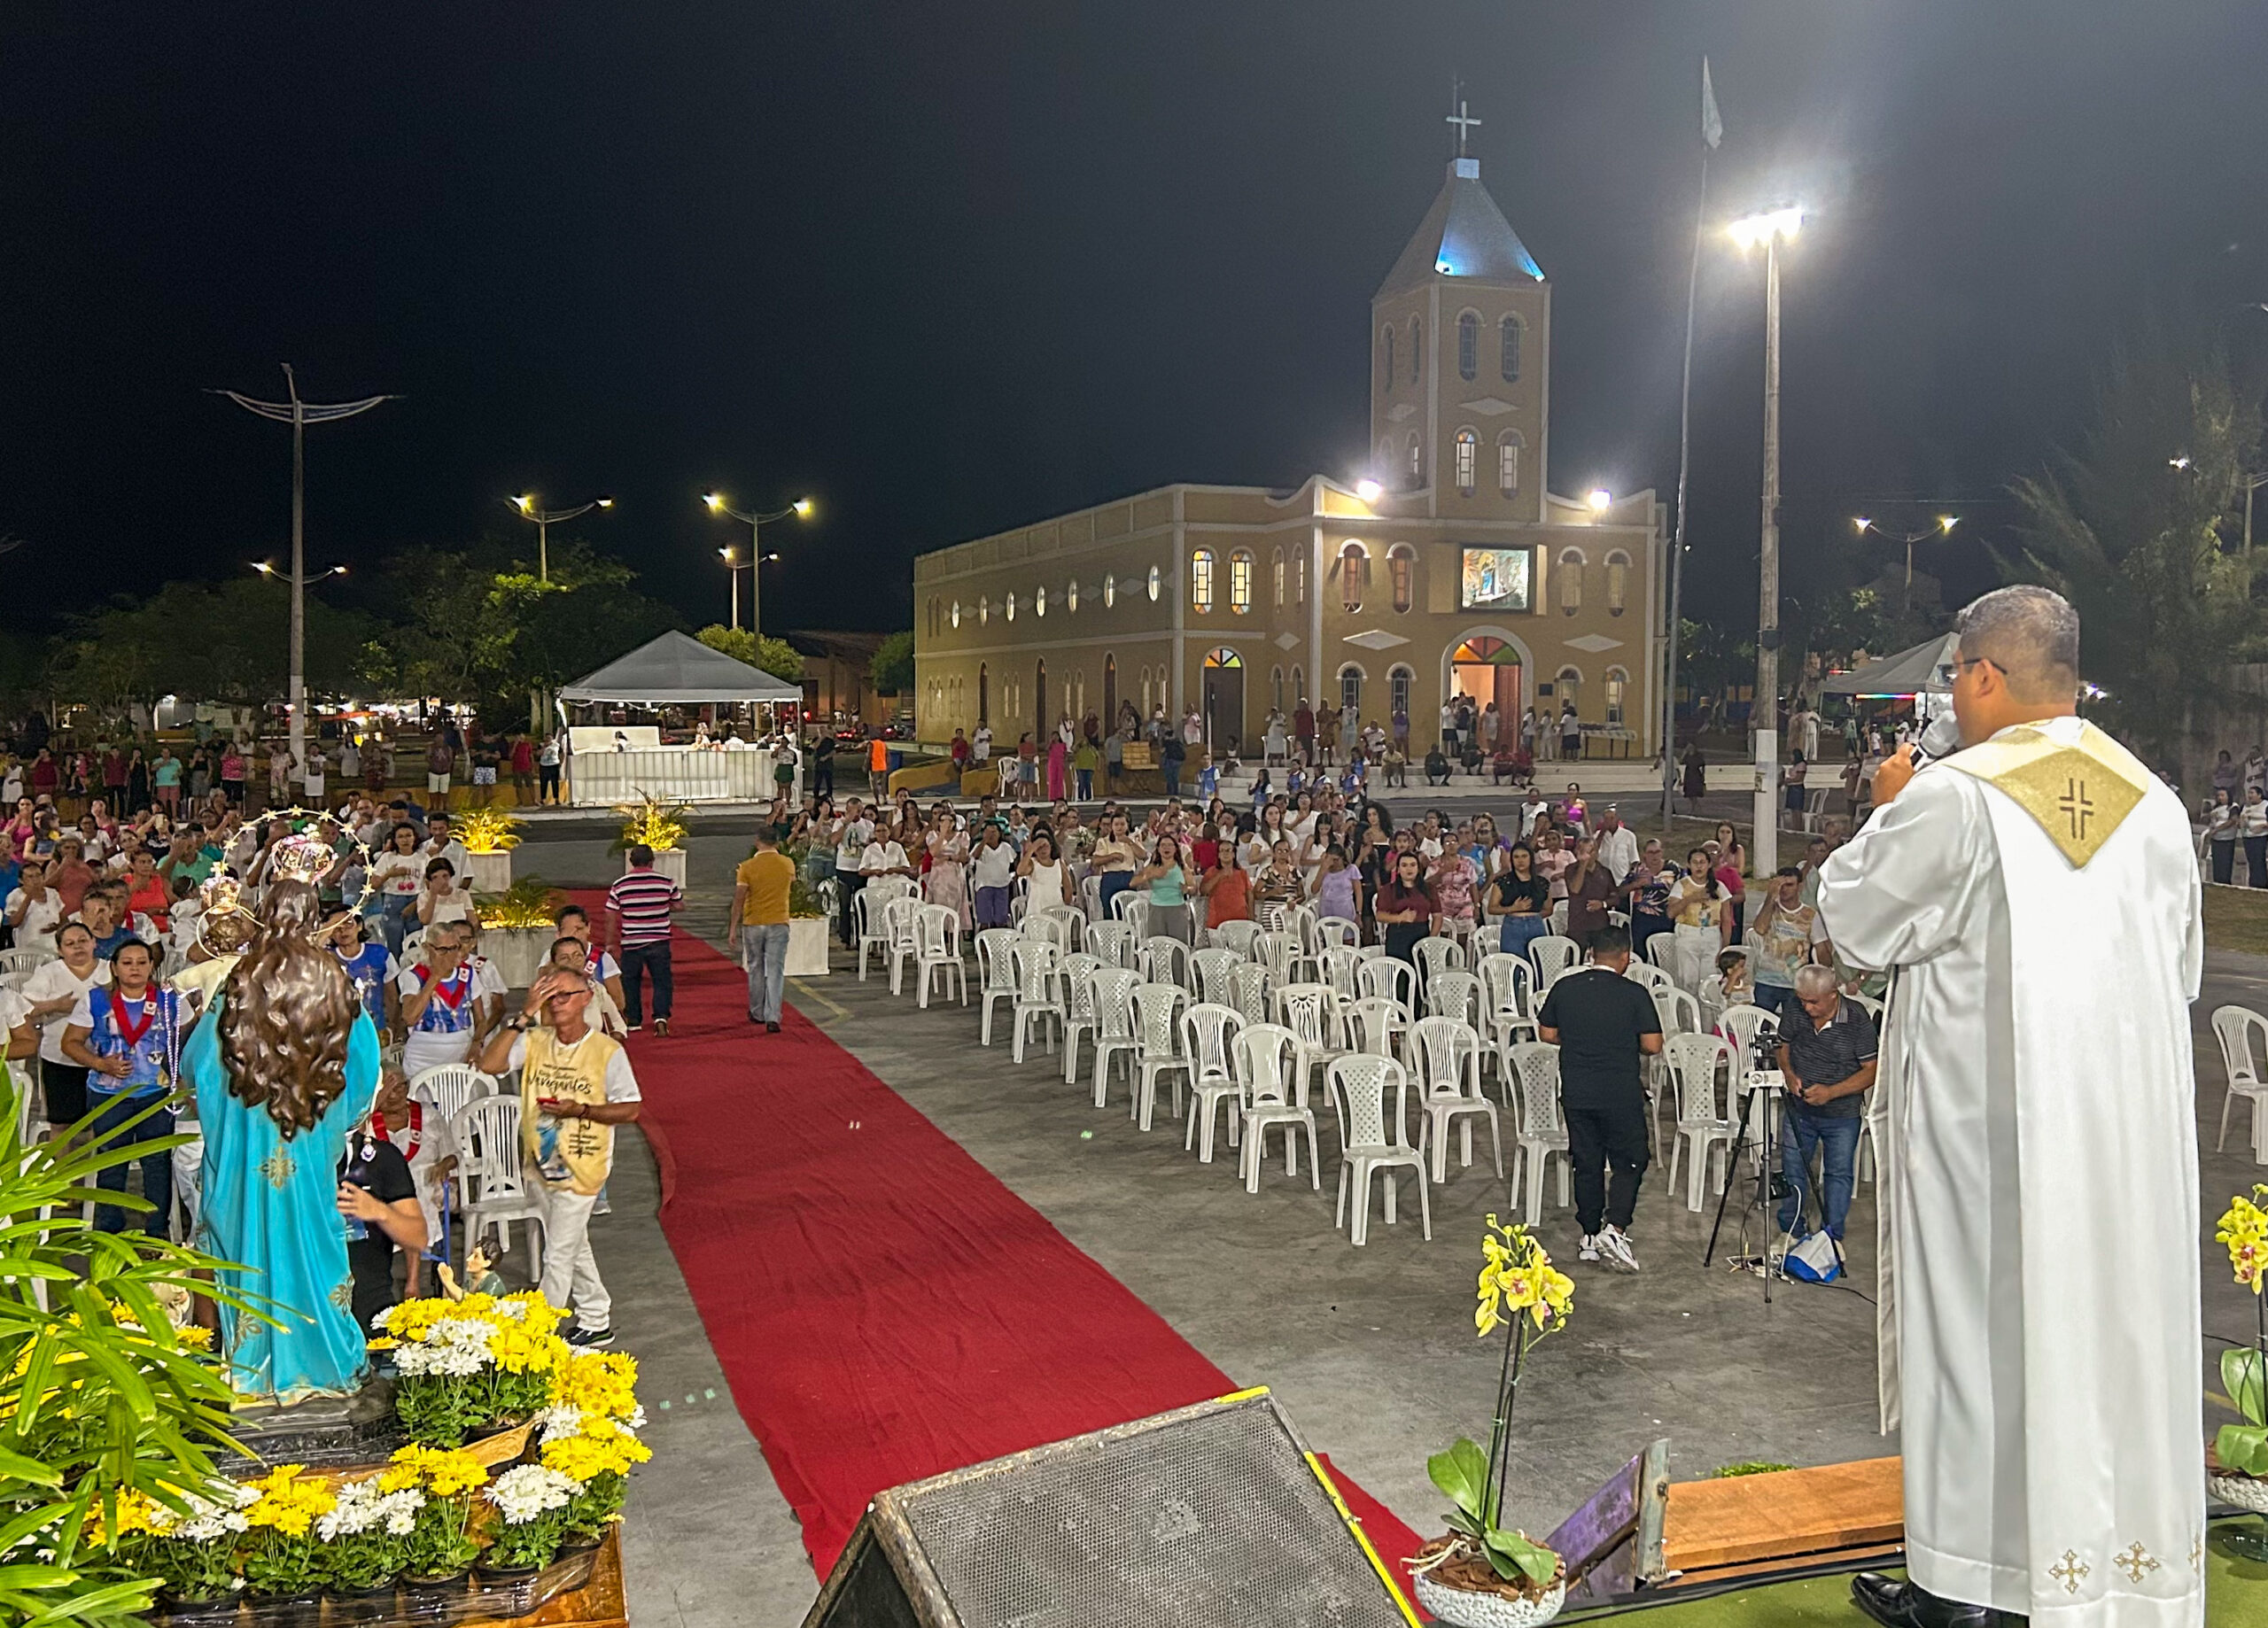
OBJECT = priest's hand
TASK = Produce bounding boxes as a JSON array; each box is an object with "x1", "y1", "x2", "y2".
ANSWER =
[{"x1": 1869, "y1": 745, "x2": 1918, "y2": 806}]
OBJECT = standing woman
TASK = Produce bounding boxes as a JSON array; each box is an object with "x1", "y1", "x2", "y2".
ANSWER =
[
  {"x1": 2203, "y1": 787, "x2": 2241, "y2": 887},
  {"x1": 369, "y1": 822, "x2": 425, "y2": 956},
  {"x1": 2243, "y1": 784, "x2": 2268, "y2": 888},
  {"x1": 1373, "y1": 850, "x2": 1435, "y2": 965},
  {"x1": 968, "y1": 822, "x2": 1018, "y2": 929},
  {"x1": 925, "y1": 809, "x2": 971, "y2": 929},
  {"x1": 21, "y1": 923, "x2": 106, "y2": 1131},
  {"x1": 1713, "y1": 821, "x2": 1748, "y2": 938},
  {"x1": 1487, "y1": 841, "x2": 1551, "y2": 962},
  {"x1": 1131, "y1": 834, "x2": 1197, "y2": 944},
  {"x1": 1014, "y1": 830, "x2": 1073, "y2": 911},
  {"x1": 1045, "y1": 729, "x2": 1068, "y2": 803},
  {"x1": 1091, "y1": 811, "x2": 1139, "y2": 921},
  {"x1": 1666, "y1": 845, "x2": 1735, "y2": 991}
]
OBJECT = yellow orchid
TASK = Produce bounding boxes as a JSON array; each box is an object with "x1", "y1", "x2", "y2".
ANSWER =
[
  {"x1": 1473, "y1": 1217, "x2": 1573, "y2": 1337},
  {"x1": 2218, "y1": 1188, "x2": 2268, "y2": 1296}
]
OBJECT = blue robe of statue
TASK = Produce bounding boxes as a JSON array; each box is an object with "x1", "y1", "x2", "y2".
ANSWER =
[{"x1": 186, "y1": 1000, "x2": 380, "y2": 1402}]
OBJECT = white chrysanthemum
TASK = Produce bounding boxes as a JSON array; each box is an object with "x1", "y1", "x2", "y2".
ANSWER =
[
  {"x1": 429, "y1": 1317, "x2": 498, "y2": 1353},
  {"x1": 488, "y1": 1299, "x2": 529, "y2": 1322},
  {"x1": 148, "y1": 1483, "x2": 260, "y2": 1542},
  {"x1": 486, "y1": 1464, "x2": 579, "y2": 1524},
  {"x1": 534, "y1": 1404, "x2": 587, "y2": 1443}
]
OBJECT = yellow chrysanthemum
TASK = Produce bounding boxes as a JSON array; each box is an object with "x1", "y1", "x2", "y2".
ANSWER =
[
  {"x1": 541, "y1": 1427, "x2": 649, "y2": 1483},
  {"x1": 383, "y1": 1443, "x2": 489, "y2": 1498},
  {"x1": 241, "y1": 1465, "x2": 335, "y2": 1538},
  {"x1": 552, "y1": 1349, "x2": 641, "y2": 1418}
]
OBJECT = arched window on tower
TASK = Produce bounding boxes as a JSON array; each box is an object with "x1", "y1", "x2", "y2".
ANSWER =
[
  {"x1": 1382, "y1": 326, "x2": 1394, "y2": 390},
  {"x1": 1410, "y1": 317, "x2": 1422, "y2": 380},
  {"x1": 1272, "y1": 548, "x2": 1285, "y2": 609},
  {"x1": 1229, "y1": 550, "x2": 1254, "y2": 614},
  {"x1": 1339, "y1": 542, "x2": 1367, "y2": 613},
  {"x1": 1389, "y1": 664, "x2": 1414, "y2": 722},
  {"x1": 1457, "y1": 311, "x2": 1479, "y2": 381},
  {"x1": 1557, "y1": 549, "x2": 1584, "y2": 616},
  {"x1": 1605, "y1": 551, "x2": 1630, "y2": 617},
  {"x1": 1191, "y1": 548, "x2": 1216, "y2": 614},
  {"x1": 1604, "y1": 667, "x2": 1628, "y2": 725},
  {"x1": 1556, "y1": 667, "x2": 1581, "y2": 718},
  {"x1": 1498, "y1": 430, "x2": 1524, "y2": 498},
  {"x1": 1455, "y1": 430, "x2": 1478, "y2": 496},
  {"x1": 1340, "y1": 664, "x2": 1363, "y2": 714},
  {"x1": 1407, "y1": 436, "x2": 1422, "y2": 486},
  {"x1": 1501, "y1": 314, "x2": 1523, "y2": 383},
  {"x1": 1388, "y1": 544, "x2": 1416, "y2": 613}
]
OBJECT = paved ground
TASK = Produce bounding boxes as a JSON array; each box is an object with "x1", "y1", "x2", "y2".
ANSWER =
[{"x1": 501, "y1": 812, "x2": 2268, "y2": 1628}]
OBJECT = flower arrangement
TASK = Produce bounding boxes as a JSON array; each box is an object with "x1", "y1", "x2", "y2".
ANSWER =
[
  {"x1": 478, "y1": 874, "x2": 567, "y2": 930},
  {"x1": 238, "y1": 1464, "x2": 338, "y2": 1598},
  {"x1": 315, "y1": 1473, "x2": 424, "y2": 1593},
  {"x1": 376, "y1": 1291, "x2": 572, "y2": 1446},
  {"x1": 111, "y1": 1484, "x2": 258, "y2": 1604},
  {"x1": 454, "y1": 807, "x2": 526, "y2": 854},
  {"x1": 2215, "y1": 1187, "x2": 2268, "y2": 1479},
  {"x1": 611, "y1": 791, "x2": 691, "y2": 854},
  {"x1": 537, "y1": 1353, "x2": 652, "y2": 1545},
  {"x1": 1414, "y1": 1218, "x2": 1574, "y2": 1623},
  {"x1": 382, "y1": 1444, "x2": 490, "y2": 1581},
  {"x1": 483, "y1": 1465, "x2": 582, "y2": 1571}
]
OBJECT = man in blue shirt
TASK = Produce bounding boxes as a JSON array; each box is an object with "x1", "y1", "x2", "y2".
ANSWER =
[{"x1": 62, "y1": 940, "x2": 183, "y2": 1234}]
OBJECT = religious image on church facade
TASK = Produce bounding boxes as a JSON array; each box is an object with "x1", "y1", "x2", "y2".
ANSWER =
[{"x1": 911, "y1": 143, "x2": 1666, "y2": 760}]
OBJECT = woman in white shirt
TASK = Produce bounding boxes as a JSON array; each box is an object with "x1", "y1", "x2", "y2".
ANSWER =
[
  {"x1": 21, "y1": 922, "x2": 107, "y2": 1128},
  {"x1": 412, "y1": 859, "x2": 479, "y2": 931},
  {"x1": 7, "y1": 858, "x2": 62, "y2": 954},
  {"x1": 369, "y1": 823, "x2": 425, "y2": 956},
  {"x1": 1014, "y1": 832, "x2": 1073, "y2": 910},
  {"x1": 968, "y1": 824, "x2": 1019, "y2": 929}
]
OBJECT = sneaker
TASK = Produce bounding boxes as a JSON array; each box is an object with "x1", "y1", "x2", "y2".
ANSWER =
[
  {"x1": 1578, "y1": 1235, "x2": 1600, "y2": 1264},
  {"x1": 625, "y1": 1022, "x2": 643, "y2": 1032},
  {"x1": 565, "y1": 1325, "x2": 615, "y2": 1348},
  {"x1": 766, "y1": 1020, "x2": 781, "y2": 1034},
  {"x1": 1597, "y1": 1226, "x2": 1641, "y2": 1273},
  {"x1": 653, "y1": 1019, "x2": 671, "y2": 1037}
]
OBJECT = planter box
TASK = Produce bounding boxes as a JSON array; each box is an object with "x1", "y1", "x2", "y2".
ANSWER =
[
  {"x1": 625, "y1": 849, "x2": 689, "y2": 889},
  {"x1": 466, "y1": 850, "x2": 514, "y2": 895},
  {"x1": 785, "y1": 916, "x2": 831, "y2": 976},
  {"x1": 480, "y1": 926, "x2": 554, "y2": 992}
]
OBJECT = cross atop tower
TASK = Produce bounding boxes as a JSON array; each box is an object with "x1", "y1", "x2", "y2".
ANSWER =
[{"x1": 1445, "y1": 86, "x2": 1481, "y2": 158}]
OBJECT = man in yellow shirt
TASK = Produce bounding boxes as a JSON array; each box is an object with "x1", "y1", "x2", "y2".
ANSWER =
[{"x1": 727, "y1": 826, "x2": 798, "y2": 1032}]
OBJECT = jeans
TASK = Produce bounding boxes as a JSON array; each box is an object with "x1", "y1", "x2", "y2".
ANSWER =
[
  {"x1": 2212, "y1": 838, "x2": 2237, "y2": 886},
  {"x1": 377, "y1": 894, "x2": 417, "y2": 957},
  {"x1": 88, "y1": 1091, "x2": 175, "y2": 1236},
  {"x1": 836, "y1": 871, "x2": 866, "y2": 947},
  {"x1": 534, "y1": 1183, "x2": 611, "y2": 1330},
  {"x1": 742, "y1": 924, "x2": 790, "y2": 1022},
  {"x1": 1498, "y1": 914, "x2": 1549, "y2": 961},
  {"x1": 1752, "y1": 982, "x2": 1795, "y2": 1020},
  {"x1": 618, "y1": 942, "x2": 673, "y2": 1026},
  {"x1": 539, "y1": 764, "x2": 562, "y2": 802},
  {"x1": 1562, "y1": 1089, "x2": 1650, "y2": 1235},
  {"x1": 1163, "y1": 763, "x2": 1181, "y2": 798},
  {"x1": 1076, "y1": 769, "x2": 1093, "y2": 800},
  {"x1": 1097, "y1": 872, "x2": 1132, "y2": 921},
  {"x1": 1776, "y1": 1106, "x2": 1863, "y2": 1239},
  {"x1": 2249, "y1": 834, "x2": 2267, "y2": 888}
]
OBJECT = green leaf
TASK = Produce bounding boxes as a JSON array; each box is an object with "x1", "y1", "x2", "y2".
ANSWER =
[
  {"x1": 1482, "y1": 1526, "x2": 1561, "y2": 1586},
  {"x1": 1426, "y1": 1438, "x2": 1491, "y2": 1523},
  {"x1": 2225, "y1": 1346, "x2": 2267, "y2": 1426},
  {"x1": 2218, "y1": 1422, "x2": 2268, "y2": 1477}
]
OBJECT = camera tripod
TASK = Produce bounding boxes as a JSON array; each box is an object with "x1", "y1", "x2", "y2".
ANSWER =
[{"x1": 1699, "y1": 1062, "x2": 1844, "y2": 1304}]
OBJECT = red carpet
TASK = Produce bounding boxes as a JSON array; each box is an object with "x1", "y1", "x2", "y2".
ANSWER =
[{"x1": 588, "y1": 902, "x2": 1427, "y2": 1601}]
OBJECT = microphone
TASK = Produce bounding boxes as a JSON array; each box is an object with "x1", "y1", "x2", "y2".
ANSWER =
[{"x1": 1910, "y1": 710, "x2": 1964, "y2": 767}]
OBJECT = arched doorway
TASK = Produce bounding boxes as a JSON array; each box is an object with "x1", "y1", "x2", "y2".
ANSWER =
[
  {"x1": 1200, "y1": 647, "x2": 1245, "y2": 751},
  {"x1": 1103, "y1": 654, "x2": 1118, "y2": 733},
  {"x1": 1449, "y1": 635, "x2": 1524, "y2": 731},
  {"x1": 1035, "y1": 659, "x2": 1047, "y2": 738},
  {"x1": 978, "y1": 663, "x2": 990, "y2": 725}
]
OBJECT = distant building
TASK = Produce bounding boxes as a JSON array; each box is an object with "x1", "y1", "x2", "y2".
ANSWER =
[
  {"x1": 911, "y1": 130, "x2": 1665, "y2": 757},
  {"x1": 784, "y1": 630, "x2": 893, "y2": 726}
]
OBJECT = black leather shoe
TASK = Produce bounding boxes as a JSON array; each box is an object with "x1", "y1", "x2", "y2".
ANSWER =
[{"x1": 1851, "y1": 1573, "x2": 2011, "y2": 1628}]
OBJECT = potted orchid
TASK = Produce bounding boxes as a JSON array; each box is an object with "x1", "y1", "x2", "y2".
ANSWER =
[
  {"x1": 1413, "y1": 1217, "x2": 1574, "y2": 1628},
  {"x1": 2210, "y1": 1186, "x2": 2268, "y2": 1557},
  {"x1": 315, "y1": 1473, "x2": 424, "y2": 1597}
]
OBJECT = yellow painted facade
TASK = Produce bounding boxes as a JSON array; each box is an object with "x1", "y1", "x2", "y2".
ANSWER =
[{"x1": 913, "y1": 155, "x2": 1664, "y2": 758}]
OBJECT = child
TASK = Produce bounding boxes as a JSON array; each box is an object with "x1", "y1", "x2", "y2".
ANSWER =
[
  {"x1": 1716, "y1": 947, "x2": 1753, "y2": 1007},
  {"x1": 1196, "y1": 753, "x2": 1219, "y2": 801}
]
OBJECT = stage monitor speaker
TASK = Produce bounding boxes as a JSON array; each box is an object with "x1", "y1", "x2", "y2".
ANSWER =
[{"x1": 801, "y1": 1387, "x2": 1417, "y2": 1628}]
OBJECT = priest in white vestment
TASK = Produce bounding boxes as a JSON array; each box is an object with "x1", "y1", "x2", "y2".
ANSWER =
[{"x1": 1817, "y1": 585, "x2": 2204, "y2": 1628}]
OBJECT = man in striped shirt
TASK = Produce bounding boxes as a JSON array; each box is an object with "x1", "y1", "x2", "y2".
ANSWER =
[{"x1": 605, "y1": 845, "x2": 684, "y2": 1035}]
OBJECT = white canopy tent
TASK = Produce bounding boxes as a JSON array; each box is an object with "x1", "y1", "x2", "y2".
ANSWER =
[
  {"x1": 557, "y1": 631, "x2": 802, "y2": 805},
  {"x1": 1819, "y1": 633, "x2": 1959, "y2": 700}
]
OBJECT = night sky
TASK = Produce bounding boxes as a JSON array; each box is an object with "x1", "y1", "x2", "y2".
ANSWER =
[{"x1": 5, "y1": 2, "x2": 2266, "y2": 639}]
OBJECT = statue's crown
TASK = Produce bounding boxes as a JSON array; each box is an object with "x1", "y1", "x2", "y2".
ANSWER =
[{"x1": 268, "y1": 833, "x2": 334, "y2": 885}]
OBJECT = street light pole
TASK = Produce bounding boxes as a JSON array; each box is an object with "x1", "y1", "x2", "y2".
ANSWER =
[
  {"x1": 505, "y1": 493, "x2": 613, "y2": 586},
  {"x1": 703, "y1": 493, "x2": 814, "y2": 640},
  {"x1": 1729, "y1": 207, "x2": 1803, "y2": 879},
  {"x1": 216, "y1": 365, "x2": 392, "y2": 775}
]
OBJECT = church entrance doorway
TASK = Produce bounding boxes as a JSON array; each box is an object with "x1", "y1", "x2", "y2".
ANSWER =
[
  {"x1": 1035, "y1": 659, "x2": 1047, "y2": 739},
  {"x1": 978, "y1": 663, "x2": 990, "y2": 725},
  {"x1": 1201, "y1": 647, "x2": 1244, "y2": 751},
  {"x1": 1449, "y1": 636, "x2": 1523, "y2": 738}
]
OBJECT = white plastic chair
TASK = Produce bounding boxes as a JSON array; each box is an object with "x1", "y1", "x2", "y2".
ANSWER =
[
  {"x1": 1644, "y1": 934, "x2": 1681, "y2": 976},
  {"x1": 1209, "y1": 919, "x2": 1263, "y2": 959},
  {"x1": 1409, "y1": 1016, "x2": 1501, "y2": 1182},
  {"x1": 452, "y1": 1096, "x2": 544, "y2": 1278},
  {"x1": 1249, "y1": 930, "x2": 1299, "y2": 982},
  {"x1": 1227, "y1": 962, "x2": 1275, "y2": 1027},
  {"x1": 1085, "y1": 920, "x2": 1138, "y2": 970},
  {"x1": 2215, "y1": 1004, "x2": 2268, "y2": 1160},
  {"x1": 1316, "y1": 917, "x2": 1360, "y2": 951},
  {"x1": 0, "y1": 948, "x2": 55, "y2": 986},
  {"x1": 1079, "y1": 871, "x2": 1105, "y2": 924},
  {"x1": 1130, "y1": 982, "x2": 1191, "y2": 1130},
  {"x1": 1029, "y1": 903, "x2": 1084, "y2": 953},
  {"x1": 1319, "y1": 945, "x2": 1365, "y2": 1003},
  {"x1": 1140, "y1": 935, "x2": 1192, "y2": 991},
  {"x1": 1476, "y1": 953, "x2": 1539, "y2": 1056},
  {"x1": 1325, "y1": 1054, "x2": 1431, "y2": 1246},
  {"x1": 1274, "y1": 981, "x2": 1344, "y2": 1105},
  {"x1": 1086, "y1": 967, "x2": 1143, "y2": 1109},
  {"x1": 1355, "y1": 955, "x2": 1418, "y2": 1011},
  {"x1": 1529, "y1": 935, "x2": 1581, "y2": 991},
  {"x1": 1652, "y1": 985, "x2": 1702, "y2": 1037},
  {"x1": 1343, "y1": 996, "x2": 1411, "y2": 1061},
  {"x1": 882, "y1": 895, "x2": 924, "y2": 995},
  {"x1": 1623, "y1": 959, "x2": 1674, "y2": 996},
  {"x1": 408, "y1": 1062, "x2": 497, "y2": 1130},
  {"x1": 1413, "y1": 936, "x2": 1467, "y2": 1002},
  {"x1": 1663, "y1": 1031, "x2": 1741, "y2": 1212},
  {"x1": 854, "y1": 889, "x2": 897, "y2": 981},
  {"x1": 1233, "y1": 1023, "x2": 1318, "y2": 1193},
  {"x1": 1009, "y1": 940, "x2": 1065, "y2": 1063},
  {"x1": 1021, "y1": 911, "x2": 1074, "y2": 955},
  {"x1": 1715, "y1": 1003, "x2": 1779, "y2": 1069},
  {"x1": 1112, "y1": 892, "x2": 1153, "y2": 941},
  {"x1": 1427, "y1": 970, "x2": 1482, "y2": 1032},
  {"x1": 1178, "y1": 1003, "x2": 1247, "y2": 1161},
  {"x1": 975, "y1": 928, "x2": 1022, "y2": 1045},
  {"x1": 1503, "y1": 1041, "x2": 1571, "y2": 1226},
  {"x1": 910, "y1": 904, "x2": 967, "y2": 1008},
  {"x1": 1057, "y1": 953, "x2": 1105, "y2": 1081},
  {"x1": 1191, "y1": 947, "x2": 1244, "y2": 1008}
]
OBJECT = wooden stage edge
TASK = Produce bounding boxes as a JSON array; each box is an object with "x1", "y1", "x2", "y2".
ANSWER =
[{"x1": 1658, "y1": 1455, "x2": 1903, "y2": 1586}]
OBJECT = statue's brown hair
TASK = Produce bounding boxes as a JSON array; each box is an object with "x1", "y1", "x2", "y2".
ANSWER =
[{"x1": 219, "y1": 879, "x2": 360, "y2": 1139}]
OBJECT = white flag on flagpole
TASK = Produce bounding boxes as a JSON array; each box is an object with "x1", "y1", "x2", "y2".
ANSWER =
[{"x1": 1702, "y1": 56, "x2": 1723, "y2": 151}]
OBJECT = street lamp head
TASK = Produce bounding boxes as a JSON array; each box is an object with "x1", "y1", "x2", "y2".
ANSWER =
[
  {"x1": 513, "y1": 493, "x2": 534, "y2": 514},
  {"x1": 793, "y1": 498, "x2": 814, "y2": 517},
  {"x1": 2169, "y1": 455, "x2": 2194, "y2": 470},
  {"x1": 594, "y1": 496, "x2": 614, "y2": 509},
  {"x1": 1587, "y1": 489, "x2": 1612, "y2": 512},
  {"x1": 251, "y1": 561, "x2": 274, "y2": 575},
  {"x1": 1355, "y1": 478, "x2": 1383, "y2": 503},
  {"x1": 1938, "y1": 515, "x2": 1959, "y2": 533},
  {"x1": 1728, "y1": 206, "x2": 1805, "y2": 250},
  {"x1": 718, "y1": 546, "x2": 736, "y2": 562},
  {"x1": 703, "y1": 492, "x2": 725, "y2": 510},
  {"x1": 762, "y1": 552, "x2": 781, "y2": 563},
  {"x1": 1852, "y1": 516, "x2": 1872, "y2": 533}
]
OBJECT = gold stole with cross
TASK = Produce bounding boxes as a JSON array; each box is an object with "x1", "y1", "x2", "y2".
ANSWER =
[{"x1": 1938, "y1": 721, "x2": 2150, "y2": 868}]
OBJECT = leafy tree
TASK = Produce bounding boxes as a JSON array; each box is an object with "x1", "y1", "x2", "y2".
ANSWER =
[
  {"x1": 695, "y1": 624, "x2": 803, "y2": 682},
  {"x1": 869, "y1": 631, "x2": 915, "y2": 696},
  {"x1": 2008, "y1": 322, "x2": 2267, "y2": 763}
]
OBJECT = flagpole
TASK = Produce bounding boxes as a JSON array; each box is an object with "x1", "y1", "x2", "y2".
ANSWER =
[{"x1": 1663, "y1": 68, "x2": 1717, "y2": 830}]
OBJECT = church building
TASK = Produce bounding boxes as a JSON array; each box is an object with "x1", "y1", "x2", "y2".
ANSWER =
[{"x1": 912, "y1": 132, "x2": 1665, "y2": 762}]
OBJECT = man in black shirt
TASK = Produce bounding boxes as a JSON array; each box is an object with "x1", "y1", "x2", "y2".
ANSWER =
[
  {"x1": 1537, "y1": 925, "x2": 1662, "y2": 1271},
  {"x1": 337, "y1": 1114, "x2": 427, "y2": 1336},
  {"x1": 1773, "y1": 963, "x2": 1877, "y2": 1248}
]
